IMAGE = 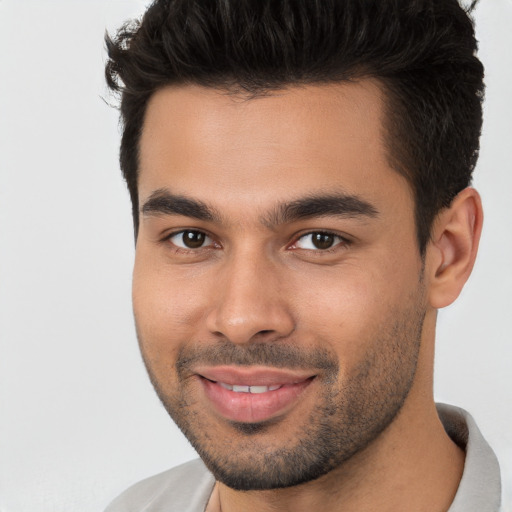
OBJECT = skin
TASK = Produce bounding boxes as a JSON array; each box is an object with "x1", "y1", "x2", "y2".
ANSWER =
[{"x1": 133, "y1": 81, "x2": 482, "y2": 511}]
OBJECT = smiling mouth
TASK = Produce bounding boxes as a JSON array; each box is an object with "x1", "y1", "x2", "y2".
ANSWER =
[
  {"x1": 196, "y1": 368, "x2": 316, "y2": 423},
  {"x1": 216, "y1": 382, "x2": 282, "y2": 393}
]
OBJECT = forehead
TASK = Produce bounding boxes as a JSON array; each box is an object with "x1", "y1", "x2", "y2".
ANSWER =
[{"x1": 138, "y1": 81, "x2": 411, "y2": 216}]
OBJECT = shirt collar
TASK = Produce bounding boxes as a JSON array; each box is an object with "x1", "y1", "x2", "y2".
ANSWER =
[{"x1": 437, "y1": 403, "x2": 502, "y2": 512}]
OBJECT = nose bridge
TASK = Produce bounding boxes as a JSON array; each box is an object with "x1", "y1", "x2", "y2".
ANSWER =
[{"x1": 206, "y1": 245, "x2": 294, "y2": 344}]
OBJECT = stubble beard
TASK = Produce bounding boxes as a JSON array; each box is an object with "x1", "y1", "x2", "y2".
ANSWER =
[{"x1": 137, "y1": 294, "x2": 426, "y2": 491}]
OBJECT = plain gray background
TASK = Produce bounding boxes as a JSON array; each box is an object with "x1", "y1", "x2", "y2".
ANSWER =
[{"x1": 0, "y1": 1, "x2": 510, "y2": 510}]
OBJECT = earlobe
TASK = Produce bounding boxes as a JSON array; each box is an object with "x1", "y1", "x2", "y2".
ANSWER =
[{"x1": 427, "y1": 187, "x2": 483, "y2": 309}]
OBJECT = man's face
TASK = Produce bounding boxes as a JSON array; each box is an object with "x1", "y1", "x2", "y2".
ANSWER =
[{"x1": 134, "y1": 82, "x2": 429, "y2": 490}]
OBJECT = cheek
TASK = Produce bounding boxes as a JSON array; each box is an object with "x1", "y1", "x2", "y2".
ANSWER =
[
  {"x1": 291, "y1": 262, "x2": 416, "y2": 362},
  {"x1": 132, "y1": 254, "x2": 210, "y2": 358}
]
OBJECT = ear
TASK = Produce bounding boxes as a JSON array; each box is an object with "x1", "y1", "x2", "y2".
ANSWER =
[{"x1": 426, "y1": 187, "x2": 483, "y2": 309}]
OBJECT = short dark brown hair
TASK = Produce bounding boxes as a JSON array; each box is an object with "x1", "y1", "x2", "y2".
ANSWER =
[{"x1": 105, "y1": 0, "x2": 484, "y2": 253}]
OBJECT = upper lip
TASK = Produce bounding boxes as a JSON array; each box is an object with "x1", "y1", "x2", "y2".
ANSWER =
[{"x1": 194, "y1": 365, "x2": 316, "y2": 386}]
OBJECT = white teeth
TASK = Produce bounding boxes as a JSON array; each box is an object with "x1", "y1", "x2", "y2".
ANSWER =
[
  {"x1": 218, "y1": 383, "x2": 283, "y2": 393},
  {"x1": 232, "y1": 385, "x2": 250, "y2": 392},
  {"x1": 248, "y1": 385, "x2": 268, "y2": 394}
]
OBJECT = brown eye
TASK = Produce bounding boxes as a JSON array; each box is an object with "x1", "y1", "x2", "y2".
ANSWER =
[
  {"x1": 169, "y1": 230, "x2": 211, "y2": 249},
  {"x1": 312, "y1": 233, "x2": 335, "y2": 249},
  {"x1": 294, "y1": 232, "x2": 344, "y2": 251}
]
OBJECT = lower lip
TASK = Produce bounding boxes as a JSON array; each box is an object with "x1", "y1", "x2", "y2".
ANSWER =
[{"x1": 200, "y1": 377, "x2": 314, "y2": 424}]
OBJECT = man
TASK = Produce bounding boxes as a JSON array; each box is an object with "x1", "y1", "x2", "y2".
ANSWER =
[{"x1": 104, "y1": 0, "x2": 501, "y2": 510}]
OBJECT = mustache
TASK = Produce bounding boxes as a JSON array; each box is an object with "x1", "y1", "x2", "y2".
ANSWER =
[{"x1": 175, "y1": 340, "x2": 339, "y2": 374}]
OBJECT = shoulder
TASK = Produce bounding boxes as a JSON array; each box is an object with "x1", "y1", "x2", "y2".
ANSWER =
[
  {"x1": 437, "y1": 403, "x2": 502, "y2": 512},
  {"x1": 104, "y1": 459, "x2": 215, "y2": 512}
]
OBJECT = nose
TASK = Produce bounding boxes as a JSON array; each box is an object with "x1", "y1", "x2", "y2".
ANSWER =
[{"x1": 205, "y1": 251, "x2": 295, "y2": 345}]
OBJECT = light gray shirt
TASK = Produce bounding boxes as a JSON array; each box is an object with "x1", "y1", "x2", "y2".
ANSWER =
[{"x1": 105, "y1": 404, "x2": 501, "y2": 511}]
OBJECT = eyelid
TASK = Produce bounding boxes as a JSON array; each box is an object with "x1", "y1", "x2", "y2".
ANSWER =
[
  {"x1": 289, "y1": 230, "x2": 350, "y2": 251},
  {"x1": 160, "y1": 228, "x2": 350, "y2": 253},
  {"x1": 163, "y1": 228, "x2": 219, "y2": 250}
]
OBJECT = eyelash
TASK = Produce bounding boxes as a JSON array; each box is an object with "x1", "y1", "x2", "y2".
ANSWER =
[
  {"x1": 291, "y1": 231, "x2": 350, "y2": 253},
  {"x1": 162, "y1": 229, "x2": 219, "y2": 253},
  {"x1": 162, "y1": 229, "x2": 351, "y2": 256}
]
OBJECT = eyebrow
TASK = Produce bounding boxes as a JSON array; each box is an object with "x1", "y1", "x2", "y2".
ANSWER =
[
  {"x1": 141, "y1": 189, "x2": 379, "y2": 225},
  {"x1": 141, "y1": 189, "x2": 220, "y2": 221},
  {"x1": 264, "y1": 193, "x2": 379, "y2": 227}
]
